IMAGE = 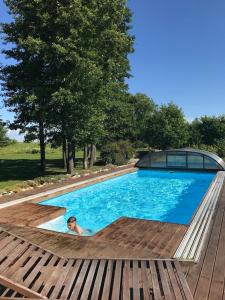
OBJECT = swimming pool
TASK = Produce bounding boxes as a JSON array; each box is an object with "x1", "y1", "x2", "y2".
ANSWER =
[{"x1": 39, "y1": 170, "x2": 215, "y2": 235}]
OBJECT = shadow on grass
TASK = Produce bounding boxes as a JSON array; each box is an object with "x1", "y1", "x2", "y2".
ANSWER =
[
  {"x1": 0, "y1": 157, "x2": 105, "y2": 184},
  {"x1": 0, "y1": 158, "x2": 66, "y2": 183}
]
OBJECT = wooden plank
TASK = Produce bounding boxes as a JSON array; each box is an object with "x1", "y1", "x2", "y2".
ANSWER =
[
  {"x1": 132, "y1": 260, "x2": 140, "y2": 300},
  {"x1": 174, "y1": 261, "x2": 193, "y2": 300},
  {"x1": 0, "y1": 274, "x2": 46, "y2": 299},
  {"x1": 0, "y1": 218, "x2": 187, "y2": 260},
  {"x1": 0, "y1": 238, "x2": 23, "y2": 261},
  {"x1": 0, "y1": 241, "x2": 30, "y2": 273},
  {"x1": 29, "y1": 255, "x2": 59, "y2": 292},
  {"x1": 0, "y1": 287, "x2": 12, "y2": 297},
  {"x1": 11, "y1": 248, "x2": 46, "y2": 282},
  {"x1": 141, "y1": 260, "x2": 152, "y2": 300},
  {"x1": 185, "y1": 210, "x2": 220, "y2": 294},
  {"x1": 157, "y1": 260, "x2": 173, "y2": 300},
  {"x1": 149, "y1": 261, "x2": 162, "y2": 300},
  {"x1": 2, "y1": 245, "x2": 37, "y2": 278},
  {"x1": 0, "y1": 235, "x2": 18, "y2": 252},
  {"x1": 0, "y1": 298, "x2": 42, "y2": 300},
  {"x1": 91, "y1": 259, "x2": 107, "y2": 300},
  {"x1": 0, "y1": 232, "x2": 10, "y2": 245},
  {"x1": 165, "y1": 260, "x2": 183, "y2": 300},
  {"x1": 162, "y1": 226, "x2": 187, "y2": 257},
  {"x1": 49, "y1": 259, "x2": 74, "y2": 299},
  {"x1": 193, "y1": 197, "x2": 224, "y2": 300},
  {"x1": 69, "y1": 259, "x2": 91, "y2": 299},
  {"x1": 21, "y1": 252, "x2": 52, "y2": 287},
  {"x1": 79, "y1": 259, "x2": 98, "y2": 299},
  {"x1": 0, "y1": 203, "x2": 65, "y2": 227},
  {"x1": 207, "y1": 191, "x2": 225, "y2": 300},
  {"x1": 101, "y1": 260, "x2": 114, "y2": 300},
  {"x1": 59, "y1": 259, "x2": 83, "y2": 299},
  {"x1": 38, "y1": 258, "x2": 67, "y2": 297},
  {"x1": 111, "y1": 260, "x2": 123, "y2": 300},
  {"x1": 132, "y1": 222, "x2": 161, "y2": 250},
  {"x1": 122, "y1": 260, "x2": 130, "y2": 300}
]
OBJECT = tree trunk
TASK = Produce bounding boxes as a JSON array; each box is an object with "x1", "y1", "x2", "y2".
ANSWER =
[
  {"x1": 39, "y1": 121, "x2": 45, "y2": 171},
  {"x1": 62, "y1": 138, "x2": 67, "y2": 169},
  {"x1": 83, "y1": 145, "x2": 88, "y2": 169},
  {"x1": 66, "y1": 141, "x2": 74, "y2": 174},
  {"x1": 89, "y1": 144, "x2": 96, "y2": 168},
  {"x1": 72, "y1": 143, "x2": 76, "y2": 167},
  {"x1": 93, "y1": 144, "x2": 97, "y2": 163}
]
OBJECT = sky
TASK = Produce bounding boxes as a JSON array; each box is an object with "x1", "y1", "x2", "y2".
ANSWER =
[{"x1": 1, "y1": 0, "x2": 225, "y2": 140}]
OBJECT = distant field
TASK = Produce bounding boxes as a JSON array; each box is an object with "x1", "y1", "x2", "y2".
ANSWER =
[{"x1": 0, "y1": 142, "x2": 100, "y2": 190}]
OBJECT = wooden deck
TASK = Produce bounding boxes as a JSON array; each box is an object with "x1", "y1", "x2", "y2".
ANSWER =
[
  {"x1": 0, "y1": 228, "x2": 193, "y2": 300},
  {"x1": 0, "y1": 203, "x2": 65, "y2": 227},
  {"x1": 0, "y1": 170, "x2": 225, "y2": 299},
  {"x1": 95, "y1": 218, "x2": 187, "y2": 258},
  {"x1": 182, "y1": 180, "x2": 225, "y2": 300},
  {"x1": 0, "y1": 218, "x2": 187, "y2": 260}
]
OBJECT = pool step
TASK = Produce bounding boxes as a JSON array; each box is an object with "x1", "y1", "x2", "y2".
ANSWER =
[{"x1": 174, "y1": 171, "x2": 225, "y2": 262}]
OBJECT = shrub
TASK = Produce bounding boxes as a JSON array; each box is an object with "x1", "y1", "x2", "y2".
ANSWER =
[
  {"x1": 190, "y1": 143, "x2": 225, "y2": 158},
  {"x1": 215, "y1": 139, "x2": 225, "y2": 158},
  {"x1": 101, "y1": 140, "x2": 134, "y2": 165},
  {"x1": 31, "y1": 148, "x2": 40, "y2": 154},
  {"x1": 191, "y1": 144, "x2": 218, "y2": 154},
  {"x1": 135, "y1": 150, "x2": 149, "y2": 159}
]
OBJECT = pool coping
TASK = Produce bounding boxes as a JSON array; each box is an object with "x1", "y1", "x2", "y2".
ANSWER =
[
  {"x1": 0, "y1": 167, "x2": 224, "y2": 263},
  {"x1": 0, "y1": 166, "x2": 137, "y2": 209},
  {"x1": 35, "y1": 169, "x2": 224, "y2": 263},
  {"x1": 174, "y1": 171, "x2": 225, "y2": 262}
]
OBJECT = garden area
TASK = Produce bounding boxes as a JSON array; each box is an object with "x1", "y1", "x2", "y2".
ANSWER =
[{"x1": 1, "y1": 1, "x2": 225, "y2": 195}]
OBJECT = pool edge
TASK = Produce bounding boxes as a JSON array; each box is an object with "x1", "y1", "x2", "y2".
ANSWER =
[{"x1": 174, "y1": 171, "x2": 225, "y2": 262}]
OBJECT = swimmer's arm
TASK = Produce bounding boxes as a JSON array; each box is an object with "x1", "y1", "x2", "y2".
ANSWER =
[{"x1": 76, "y1": 225, "x2": 84, "y2": 235}]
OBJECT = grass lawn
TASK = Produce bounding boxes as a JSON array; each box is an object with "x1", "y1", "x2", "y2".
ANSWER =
[{"x1": 0, "y1": 142, "x2": 101, "y2": 190}]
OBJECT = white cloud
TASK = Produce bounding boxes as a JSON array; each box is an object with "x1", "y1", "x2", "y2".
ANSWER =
[{"x1": 7, "y1": 129, "x2": 24, "y2": 142}]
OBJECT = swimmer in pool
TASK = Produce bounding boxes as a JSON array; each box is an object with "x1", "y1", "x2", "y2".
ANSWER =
[{"x1": 67, "y1": 216, "x2": 84, "y2": 236}]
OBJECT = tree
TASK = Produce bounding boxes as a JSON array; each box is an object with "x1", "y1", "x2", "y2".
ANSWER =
[
  {"x1": 189, "y1": 118, "x2": 203, "y2": 146},
  {"x1": 191, "y1": 116, "x2": 225, "y2": 146},
  {"x1": 102, "y1": 88, "x2": 133, "y2": 143},
  {"x1": 146, "y1": 102, "x2": 189, "y2": 149},
  {"x1": 0, "y1": 118, "x2": 10, "y2": 147},
  {"x1": 1, "y1": 0, "x2": 63, "y2": 170},
  {"x1": 128, "y1": 93, "x2": 156, "y2": 144},
  {"x1": 49, "y1": 0, "x2": 134, "y2": 172},
  {"x1": 1, "y1": 0, "x2": 134, "y2": 174}
]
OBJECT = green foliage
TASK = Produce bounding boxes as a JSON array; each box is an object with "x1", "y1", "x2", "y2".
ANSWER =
[
  {"x1": 189, "y1": 141, "x2": 225, "y2": 158},
  {"x1": 190, "y1": 144, "x2": 219, "y2": 155},
  {"x1": 128, "y1": 93, "x2": 156, "y2": 143},
  {"x1": 145, "y1": 103, "x2": 189, "y2": 149},
  {"x1": 31, "y1": 149, "x2": 40, "y2": 154},
  {"x1": 101, "y1": 140, "x2": 134, "y2": 165},
  {"x1": 0, "y1": 142, "x2": 100, "y2": 190},
  {"x1": 189, "y1": 116, "x2": 225, "y2": 146},
  {"x1": 0, "y1": 142, "x2": 56, "y2": 155},
  {"x1": 214, "y1": 139, "x2": 225, "y2": 158},
  {"x1": 102, "y1": 89, "x2": 133, "y2": 143},
  {"x1": 0, "y1": 118, "x2": 10, "y2": 147},
  {"x1": 1, "y1": 0, "x2": 134, "y2": 173},
  {"x1": 189, "y1": 116, "x2": 225, "y2": 158}
]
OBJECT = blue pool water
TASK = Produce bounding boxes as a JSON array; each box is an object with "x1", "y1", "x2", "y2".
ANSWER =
[{"x1": 39, "y1": 170, "x2": 215, "y2": 235}]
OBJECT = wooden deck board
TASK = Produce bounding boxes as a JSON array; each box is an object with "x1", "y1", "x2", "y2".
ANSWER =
[
  {"x1": 1, "y1": 171, "x2": 225, "y2": 299},
  {"x1": 0, "y1": 203, "x2": 65, "y2": 227},
  {"x1": 0, "y1": 218, "x2": 187, "y2": 260},
  {"x1": 183, "y1": 181, "x2": 225, "y2": 300}
]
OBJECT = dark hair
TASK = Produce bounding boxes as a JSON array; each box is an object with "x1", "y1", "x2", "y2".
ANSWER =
[{"x1": 67, "y1": 216, "x2": 76, "y2": 223}]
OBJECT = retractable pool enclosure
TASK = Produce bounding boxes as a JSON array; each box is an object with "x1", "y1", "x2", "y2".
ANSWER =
[{"x1": 136, "y1": 148, "x2": 225, "y2": 171}]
